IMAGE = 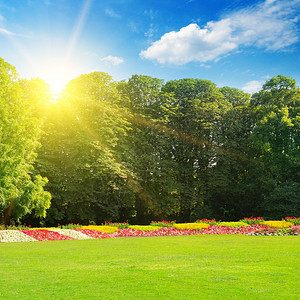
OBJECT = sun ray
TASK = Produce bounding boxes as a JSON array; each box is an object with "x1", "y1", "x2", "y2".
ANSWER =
[
  {"x1": 45, "y1": 0, "x2": 93, "y2": 95},
  {"x1": 4, "y1": 0, "x2": 93, "y2": 97},
  {"x1": 59, "y1": 97, "x2": 165, "y2": 219},
  {"x1": 64, "y1": 0, "x2": 93, "y2": 67}
]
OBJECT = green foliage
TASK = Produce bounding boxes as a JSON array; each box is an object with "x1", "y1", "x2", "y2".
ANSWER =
[
  {"x1": 261, "y1": 181, "x2": 300, "y2": 219},
  {"x1": 283, "y1": 217, "x2": 300, "y2": 225},
  {"x1": 205, "y1": 87, "x2": 254, "y2": 220},
  {"x1": 2, "y1": 56, "x2": 299, "y2": 225},
  {"x1": 162, "y1": 78, "x2": 229, "y2": 221},
  {"x1": 0, "y1": 224, "x2": 32, "y2": 230},
  {"x1": 34, "y1": 72, "x2": 136, "y2": 225},
  {"x1": 117, "y1": 75, "x2": 181, "y2": 223},
  {"x1": 195, "y1": 218, "x2": 219, "y2": 225},
  {"x1": 262, "y1": 75, "x2": 296, "y2": 92},
  {"x1": 249, "y1": 76, "x2": 300, "y2": 219},
  {"x1": 150, "y1": 220, "x2": 176, "y2": 227},
  {"x1": 240, "y1": 217, "x2": 264, "y2": 224},
  {"x1": 0, "y1": 58, "x2": 51, "y2": 224},
  {"x1": 58, "y1": 223, "x2": 81, "y2": 229},
  {"x1": 103, "y1": 221, "x2": 130, "y2": 229}
]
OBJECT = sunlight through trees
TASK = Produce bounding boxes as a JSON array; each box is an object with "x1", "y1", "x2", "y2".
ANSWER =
[{"x1": 0, "y1": 58, "x2": 299, "y2": 225}]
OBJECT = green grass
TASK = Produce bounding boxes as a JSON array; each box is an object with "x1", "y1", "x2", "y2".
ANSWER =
[{"x1": 0, "y1": 235, "x2": 299, "y2": 299}]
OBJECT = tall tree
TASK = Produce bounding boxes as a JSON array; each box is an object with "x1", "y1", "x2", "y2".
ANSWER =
[
  {"x1": 34, "y1": 72, "x2": 135, "y2": 225},
  {"x1": 250, "y1": 75, "x2": 300, "y2": 218},
  {"x1": 206, "y1": 87, "x2": 256, "y2": 220},
  {"x1": 0, "y1": 58, "x2": 51, "y2": 224},
  {"x1": 117, "y1": 75, "x2": 180, "y2": 223},
  {"x1": 162, "y1": 79, "x2": 229, "y2": 221}
]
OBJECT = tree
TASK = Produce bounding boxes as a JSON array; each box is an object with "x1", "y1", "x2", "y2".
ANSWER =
[
  {"x1": 250, "y1": 75, "x2": 300, "y2": 218},
  {"x1": 34, "y1": 72, "x2": 135, "y2": 225},
  {"x1": 117, "y1": 75, "x2": 181, "y2": 223},
  {"x1": 162, "y1": 79, "x2": 229, "y2": 221},
  {"x1": 202, "y1": 87, "x2": 256, "y2": 220},
  {"x1": 0, "y1": 58, "x2": 51, "y2": 224},
  {"x1": 262, "y1": 181, "x2": 300, "y2": 219}
]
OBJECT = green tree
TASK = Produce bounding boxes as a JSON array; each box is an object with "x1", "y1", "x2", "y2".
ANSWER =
[
  {"x1": 0, "y1": 58, "x2": 51, "y2": 224},
  {"x1": 117, "y1": 75, "x2": 180, "y2": 223},
  {"x1": 250, "y1": 75, "x2": 300, "y2": 218},
  {"x1": 205, "y1": 87, "x2": 258, "y2": 220},
  {"x1": 35, "y1": 72, "x2": 135, "y2": 225},
  {"x1": 162, "y1": 79, "x2": 229, "y2": 221}
]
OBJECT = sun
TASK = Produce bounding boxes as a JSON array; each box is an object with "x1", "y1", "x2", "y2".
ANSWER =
[
  {"x1": 48, "y1": 79, "x2": 66, "y2": 96},
  {"x1": 37, "y1": 56, "x2": 82, "y2": 100},
  {"x1": 43, "y1": 67, "x2": 70, "y2": 96},
  {"x1": 46, "y1": 76, "x2": 67, "y2": 103}
]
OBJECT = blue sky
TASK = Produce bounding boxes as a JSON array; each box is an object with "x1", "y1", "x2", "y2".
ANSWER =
[{"x1": 0, "y1": 0, "x2": 299, "y2": 94}]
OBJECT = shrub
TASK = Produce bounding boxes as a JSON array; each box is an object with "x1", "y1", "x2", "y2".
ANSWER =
[
  {"x1": 0, "y1": 224, "x2": 33, "y2": 230},
  {"x1": 150, "y1": 220, "x2": 176, "y2": 227},
  {"x1": 195, "y1": 218, "x2": 219, "y2": 225},
  {"x1": 240, "y1": 217, "x2": 264, "y2": 225},
  {"x1": 59, "y1": 223, "x2": 81, "y2": 229},
  {"x1": 283, "y1": 217, "x2": 300, "y2": 225},
  {"x1": 173, "y1": 223, "x2": 210, "y2": 230},
  {"x1": 104, "y1": 222, "x2": 130, "y2": 229}
]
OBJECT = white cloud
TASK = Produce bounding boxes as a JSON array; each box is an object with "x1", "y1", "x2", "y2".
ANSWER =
[
  {"x1": 140, "y1": 23, "x2": 237, "y2": 64},
  {"x1": 0, "y1": 26, "x2": 31, "y2": 38},
  {"x1": 140, "y1": 0, "x2": 300, "y2": 65},
  {"x1": 242, "y1": 80, "x2": 264, "y2": 94},
  {"x1": 0, "y1": 27, "x2": 14, "y2": 35},
  {"x1": 100, "y1": 55, "x2": 124, "y2": 66},
  {"x1": 105, "y1": 8, "x2": 121, "y2": 19},
  {"x1": 200, "y1": 63, "x2": 211, "y2": 69}
]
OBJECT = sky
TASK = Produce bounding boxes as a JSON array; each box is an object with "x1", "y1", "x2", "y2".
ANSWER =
[{"x1": 0, "y1": 0, "x2": 299, "y2": 94}]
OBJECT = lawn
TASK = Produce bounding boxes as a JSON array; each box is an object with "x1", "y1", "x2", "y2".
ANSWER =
[{"x1": 0, "y1": 235, "x2": 299, "y2": 299}]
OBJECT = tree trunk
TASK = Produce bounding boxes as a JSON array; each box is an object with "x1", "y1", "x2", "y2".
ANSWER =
[{"x1": 3, "y1": 200, "x2": 15, "y2": 226}]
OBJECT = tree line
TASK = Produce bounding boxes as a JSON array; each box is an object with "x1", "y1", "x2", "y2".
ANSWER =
[{"x1": 0, "y1": 57, "x2": 299, "y2": 225}]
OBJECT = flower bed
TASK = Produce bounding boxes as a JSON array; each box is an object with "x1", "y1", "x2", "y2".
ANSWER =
[
  {"x1": 200, "y1": 224, "x2": 269, "y2": 235},
  {"x1": 0, "y1": 230, "x2": 37, "y2": 243},
  {"x1": 50, "y1": 229, "x2": 93, "y2": 240},
  {"x1": 173, "y1": 223, "x2": 210, "y2": 230},
  {"x1": 1, "y1": 218, "x2": 299, "y2": 242},
  {"x1": 73, "y1": 229, "x2": 112, "y2": 239},
  {"x1": 150, "y1": 220, "x2": 176, "y2": 227},
  {"x1": 129, "y1": 225, "x2": 161, "y2": 231},
  {"x1": 216, "y1": 222, "x2": 249, "y2": 228},
  {"x1": 283, "y1": 217, "x2": 300, "y2": 225},
  {"x1": 260, "y1": 220, "x2": 293, "y2": 228},
  {"x1": 81, "y1": 225, "x2": 119, "y2": 233},
  {"x1": 21, "y1": 230, "x2": 74, "y2": 241},
  {"x1": 290, "y1": 225, "x2": 300, "y2": 234},
  {"x1": 112, "y1": 227, "x2": 204, "y2": 238}
]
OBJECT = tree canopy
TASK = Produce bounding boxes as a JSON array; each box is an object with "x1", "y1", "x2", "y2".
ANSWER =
[
  {"x1": 0, "y1": 58, "x2": 51, "y2": 225},
  {"x1": 0, "y1": 57, "x2": 299, "y2": 225}
]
